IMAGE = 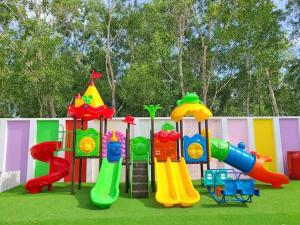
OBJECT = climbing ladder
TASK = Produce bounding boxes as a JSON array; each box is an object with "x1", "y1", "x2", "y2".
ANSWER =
[
  {"x1": 130, "y1": 137, "x2": 150, "y2": 198},
  {"x1": 132, "y1": 162, "x2": 149, "y2": 198}
]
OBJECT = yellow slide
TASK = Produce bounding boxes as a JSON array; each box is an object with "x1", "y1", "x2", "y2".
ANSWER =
[{"x1": 155, "y1": 157, "x2": 200, "y2": 207}]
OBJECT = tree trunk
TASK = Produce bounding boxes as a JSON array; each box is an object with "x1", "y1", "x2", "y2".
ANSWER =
[
  {"x1": 245, "y1": 57, "x2": 250, "y2": 116},
  {"x1": 257, "y1": 77, "x2": 262, "y2": 116},
  {"x1": 110, "y1": 75, "x2": 116, "y2": 108},
  {"x1": 37, "y1": 97, "x2": 43, "y2": 118},
  {"x1": 48, "y1": 97, "x2": 57, "y2": 118},
  {"x1": 178, "y1": 15, "x2": 185, "y2": 97},
  {"x1": 105, "y1": 1, "x2": 116, "y2": 109},
  {"x1": 266, "y1": 68, "x2": 279, "y2": 116},
  {"x1": 200, "y1": 36, "x2": 208, "y2": 104},
  {"x1": 106, "y1": 50, "x2": 116, "y2": 108}
]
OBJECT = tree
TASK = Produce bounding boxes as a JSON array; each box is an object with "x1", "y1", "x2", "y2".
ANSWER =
[
  {"x1": 0, "y1": 0, "x2": 83, "y2": 117},
  {"x1": 286, "y1": 0, "x2": 300, "y2": 40},
  {"x1": 0, "y1": 0, "x2": 298, "y2": 118}
]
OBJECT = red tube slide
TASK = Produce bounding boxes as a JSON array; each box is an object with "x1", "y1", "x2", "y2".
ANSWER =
[
  {"x1": 248, "y1": 152, "x2": 289, "y2": 188},
  {"x1": 25, "y1": 141, "x2": 70, "y2": 194}
]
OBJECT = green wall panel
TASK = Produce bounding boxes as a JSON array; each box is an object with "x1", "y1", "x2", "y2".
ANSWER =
[{"x1": 34, "y1": 120, "x2": 59, "y2": 178}]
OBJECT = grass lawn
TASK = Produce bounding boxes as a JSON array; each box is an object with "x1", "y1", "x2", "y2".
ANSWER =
[{"x1": 0, "y1": 181, "x2": 299, "y2": 225}]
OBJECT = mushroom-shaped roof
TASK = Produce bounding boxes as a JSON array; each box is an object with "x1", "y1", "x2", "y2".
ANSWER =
[{"x1": 170, "y1": 92, "x2": 212, "y2": 122}]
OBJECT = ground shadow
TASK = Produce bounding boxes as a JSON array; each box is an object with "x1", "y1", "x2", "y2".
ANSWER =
[
  {"x1": 20, "y1": 183, "x2": 75, "y2": 195},
  {"x1": 1, "y1": 185, "x2": 27, "y2": 194},
  {"x1": 12, "y1": 183, "x2": 99, "y2": 210},
  {"x1": 138, "y1": 193, "x2": 165, "y2": 209},
  {"x1": 198, "y1": 189, "x2": 210, "y2": 196},
  {"x1": 1, "y1": 184, "x2": 71, "y2": 195},
  {"x1": 255, "y1": 184, "x2": 282, "y2": 190},
  {"x1": 194, "y1": 184, "x2": 204, "y2": 189},
  {"x1": 201, "y1": 203, "x2": 249, "y2": 208},
  {"x1": 118, "y1": 183, "x2": 165, "y2": 208},
  {"x1": 71, "y1": 184, "x2": 100, "y2": 210},
  {"x1": 118, "y1": 183, "x2": 133, "y2": 199}
]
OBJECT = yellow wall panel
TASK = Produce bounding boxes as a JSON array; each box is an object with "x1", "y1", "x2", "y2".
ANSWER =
[{"x1": 253, "y1": 119, "x2": 277, "y2": 172}]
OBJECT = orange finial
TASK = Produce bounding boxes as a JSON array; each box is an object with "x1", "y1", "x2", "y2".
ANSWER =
[
  {"x1": 75, "y1": 93, "x2": 82, "y2": 99},
  {"x1": 110, "y1": 131, "x2": 118, "y2": 142}
]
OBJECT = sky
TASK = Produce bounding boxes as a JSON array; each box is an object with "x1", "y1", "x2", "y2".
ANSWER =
[
  {"x1": 273, "y1": 0, "x2": 288, "y2": 9},
  {"x1": 273, "y1": 0, "x2": 300, "y2": 57}
]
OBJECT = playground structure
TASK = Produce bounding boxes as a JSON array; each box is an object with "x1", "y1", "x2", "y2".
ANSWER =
[{"x1": 24, "y1": 72, "x2": 289, "y2": 208}]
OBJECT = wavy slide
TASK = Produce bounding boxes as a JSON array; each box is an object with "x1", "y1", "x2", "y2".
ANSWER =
[
  {"x1": 210, "y1": 138, "x2": 289, "y2": 188},
  {"x1": 90, "y1": 158, "x2": 122, "y2": 209},
  {"x1": 155, "y1": 157, "x2": 200, "y2": 207},
  {"x1": 247, "y1": 152, "x2": 289, "y2": 188},
  {"x1": 25, "y1": 141, "x2": 70, "y2": 194}
]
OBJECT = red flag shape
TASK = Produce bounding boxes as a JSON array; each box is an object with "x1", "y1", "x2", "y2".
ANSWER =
[{"x1": 92, "y1": 70, "x2": 102, "y2": 79}]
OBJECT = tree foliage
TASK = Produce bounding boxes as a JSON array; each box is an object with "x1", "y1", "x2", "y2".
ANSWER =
[{"x1": 0, "y1": 0, "x2": 299, "y2": 117}]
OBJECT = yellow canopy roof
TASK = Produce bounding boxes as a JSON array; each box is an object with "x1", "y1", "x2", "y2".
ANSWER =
[
  {"x1": 170, "y1": 103, "x2": 212, "y2": 122},
  {"x1": 170, "y1": 92, "x2": 212, "y2": 122}
]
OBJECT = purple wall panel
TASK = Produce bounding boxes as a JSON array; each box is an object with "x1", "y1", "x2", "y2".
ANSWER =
[
  {"x1": 6, "y1": 121, "x2": 30, "y2": 183},
  {"x1": 227, "y1": 119, "x2": 250, "y2": 151},
  {"x1": 279, "y1": 119, "x2": 300, "y2": 174}
]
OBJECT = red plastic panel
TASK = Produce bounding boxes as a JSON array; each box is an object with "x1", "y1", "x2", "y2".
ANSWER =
[
  {"x1": 287, "y1": 151, "x2": 300, "y2": 179},
  {"x1": 154, "y1": 137, "x2": 177, "y2": 161},
  {"x1": 64, "y1": 120, "x2": 87, "y2": 182}
]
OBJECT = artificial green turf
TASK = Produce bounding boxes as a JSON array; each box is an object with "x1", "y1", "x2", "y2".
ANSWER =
[{"x1": 0, "y1": 181, "x2": 299, "y2": 225}]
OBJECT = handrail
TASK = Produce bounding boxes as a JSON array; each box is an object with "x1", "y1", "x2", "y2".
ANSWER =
[
  {"x1": 130, "y1": 152, "x2": 133, "y2": 197},
  {"x1": 147, "y1": 152, "x2": 150, "y2": 195}
]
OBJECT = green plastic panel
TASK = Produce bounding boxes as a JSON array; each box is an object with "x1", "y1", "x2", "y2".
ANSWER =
[
  {"x1": 210, "y1": 138, "x2": 230, "y2": 161},
  {"x1": 35, "y1": 120, "x2": 59, "y2": 178},
  {"x1": 75, "y1": 128, "x2": 99, "y2": 157},
  {"x1": 130, "y1": 137, "x2": 150, "y2": 161}
]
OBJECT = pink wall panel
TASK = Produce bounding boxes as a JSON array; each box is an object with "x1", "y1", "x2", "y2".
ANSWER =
[
  {"x1": 207, "y1": 119, "x2": 222, "y2": 169},
  {"x1": 182, "y1": 119, "x2": 198, "y2": 136},
  {"x1": 279, "y1": 118, "x2": 300, "y2": 174},
  {"x1": 208, "y1": 119, "x2": 222, "y2": 139},
  {"x1": 227, "y1": 119, "x2": 250, "y2": 151},
  {"x1": 182, "y1": 119, "x2": 222, "y2": 138}
]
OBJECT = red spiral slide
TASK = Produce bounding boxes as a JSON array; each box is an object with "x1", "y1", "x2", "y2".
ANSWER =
[{"x1": 25, "y1": 141, "x2": 70, "y2": 194}]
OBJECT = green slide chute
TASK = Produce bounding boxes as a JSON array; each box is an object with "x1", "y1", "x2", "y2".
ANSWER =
[
  {"x1": 90, "y1": 158, "x2": 123, "y2": 209},
  {"x1": 210, "y1": 138, "x2": 231, "y2": 161}
]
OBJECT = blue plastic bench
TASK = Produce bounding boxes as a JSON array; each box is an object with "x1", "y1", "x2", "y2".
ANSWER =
[
  {"x1": 203, "y1": 170, "x2": 214, "y2": 186},
  {"x1": 216, "y1": 170, "x2": 231, "y2": 185},
  {"x1": 236, "y1": 180, "x2": 260, "y2": 197},
  {"x1": 221, "y1": 180, "x2": 237, "y2": 196},
  {"x1": 203, "y1": 170, "x2": 231, "y2": 186}
]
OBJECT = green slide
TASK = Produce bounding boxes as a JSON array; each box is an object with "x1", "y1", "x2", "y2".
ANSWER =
[{"x1": 90, "y1": 158, "x2": 123, "y2": 209}]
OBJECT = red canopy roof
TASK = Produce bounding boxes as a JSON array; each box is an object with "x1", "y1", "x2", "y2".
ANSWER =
[{"x1": 67, "y1": 104, "x2": 115, "y2": 121}]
